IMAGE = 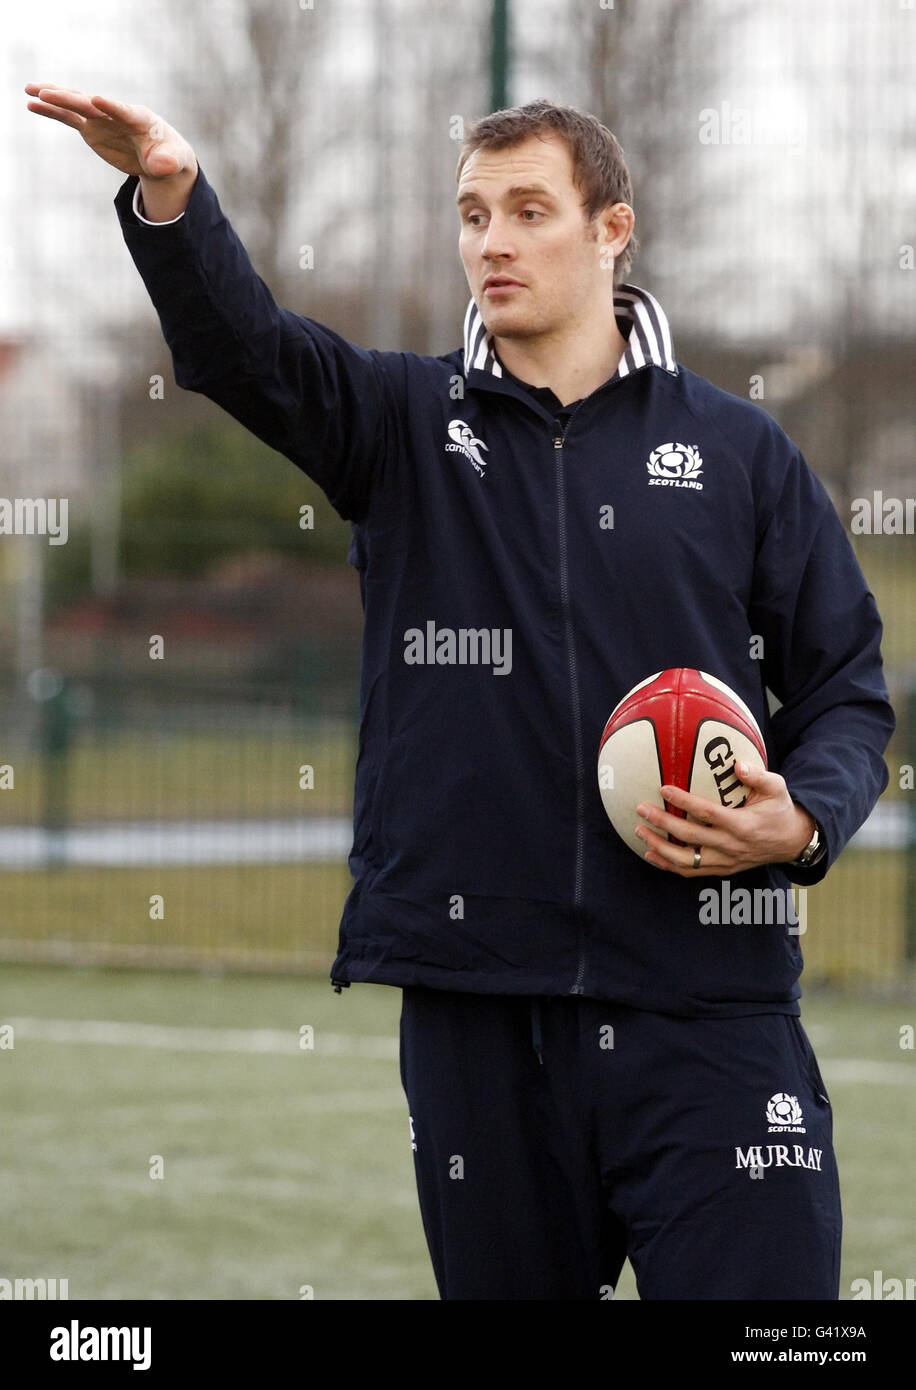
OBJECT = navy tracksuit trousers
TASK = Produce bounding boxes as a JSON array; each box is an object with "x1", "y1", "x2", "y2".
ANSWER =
[{"x1": 399, "y1": 987, "x2": 841, "y2": 1300}]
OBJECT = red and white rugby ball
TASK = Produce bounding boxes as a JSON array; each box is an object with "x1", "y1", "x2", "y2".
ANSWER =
[{"x1": 597, "y1": 668, "x2": 767, "y2": 859}]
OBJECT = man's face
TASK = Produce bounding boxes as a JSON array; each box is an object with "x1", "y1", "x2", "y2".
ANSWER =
[{"x1": 456, "y1": 134, "x2": 611, "y2": 342}]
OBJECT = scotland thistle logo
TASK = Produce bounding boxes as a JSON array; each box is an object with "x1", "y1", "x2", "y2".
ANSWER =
[
  {"x1": 646, "y1": 442, "x2": 704, "y2": 490},
  {"x1": 766, "y1": 1093, "x2": 805, "y2": 1133}
]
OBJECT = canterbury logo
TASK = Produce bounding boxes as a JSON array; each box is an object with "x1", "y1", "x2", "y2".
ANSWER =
[
  {"x1": 646, "y1": 442, "x2": 703, "y2": 491},
  {"x1": 446, "y1": 419, "x2": 489, "y2": 475}
]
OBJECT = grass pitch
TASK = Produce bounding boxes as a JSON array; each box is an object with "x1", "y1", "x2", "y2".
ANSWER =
[{"x1": 1, "y1": 966, "x2": 913, "y2": 1301}]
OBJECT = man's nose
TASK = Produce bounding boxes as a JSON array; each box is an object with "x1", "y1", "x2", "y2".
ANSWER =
[{"x1": 481, "y1": 214, "x2": 515, "y2": 260}]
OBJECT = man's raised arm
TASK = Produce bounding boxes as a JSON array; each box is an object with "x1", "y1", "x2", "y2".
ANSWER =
[{"x1": 25, "y1": 84, "x2": 397, "y2": 521}]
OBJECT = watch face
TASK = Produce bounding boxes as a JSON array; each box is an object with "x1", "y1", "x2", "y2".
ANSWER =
[
  {"x1": 791, "y1": 825, "x2": 821, "y2": 866},
  {"x1": 802, "y1": 830, "x2": 823, "y2": 865}
]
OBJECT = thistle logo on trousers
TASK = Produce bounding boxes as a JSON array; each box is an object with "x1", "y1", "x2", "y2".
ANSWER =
[
  {"x1": 766, "y1": 1092, "x2": 805, "y2": 1133},
  {"x1": 446, "y1": 419, "x2": 489, "y2": 475}
]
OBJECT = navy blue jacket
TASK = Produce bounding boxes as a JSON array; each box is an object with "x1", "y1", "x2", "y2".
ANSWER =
[{"x1": 115, "y1": 166, "x2": 895, "y2": 1016}]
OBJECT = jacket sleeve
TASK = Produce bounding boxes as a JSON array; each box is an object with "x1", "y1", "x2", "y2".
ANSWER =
[
  {"x1": 114, "y1": 165, "x2": 397, "y2": 522},
  {"x1": 747, "y1": 423, "x2": 896, "y2": 885}
]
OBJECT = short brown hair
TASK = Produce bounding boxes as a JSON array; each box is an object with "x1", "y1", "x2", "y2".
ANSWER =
[{"x1": 456, "y1": 99, "x2": 638, "y2": 284}]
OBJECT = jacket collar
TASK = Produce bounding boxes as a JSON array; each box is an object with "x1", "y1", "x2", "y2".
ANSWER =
[{"x1": 462, "y1": 282, "x2": 678, "y2": 384}]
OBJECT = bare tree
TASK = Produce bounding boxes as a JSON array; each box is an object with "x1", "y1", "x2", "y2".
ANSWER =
[
  {"x1": 410, "y1": 0, "x2": 490, "y2": 354},
  {"x1": 145, "y1": 0, "x2": 343, "y2": 298},
  {"x1": 517, "y1": 0, "x2": 744, "y2": 298},
  {"x1": 781, "y1": 2, "x2": 916, "y2": 513}
]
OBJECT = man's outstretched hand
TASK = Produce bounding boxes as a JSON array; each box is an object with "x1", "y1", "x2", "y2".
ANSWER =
[{"x1": 25, "y1": 84, "x2": 198, "y2": 219}]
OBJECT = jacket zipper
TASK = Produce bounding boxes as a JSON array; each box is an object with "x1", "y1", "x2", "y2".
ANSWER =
[{"x1": 553, "y1": 425, "x2": 587, "y2": 995}]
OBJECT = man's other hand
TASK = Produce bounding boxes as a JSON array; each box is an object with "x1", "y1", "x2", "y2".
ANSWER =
[{"x1": 634, "y1": 762, "x2": 818, "y2": 877}]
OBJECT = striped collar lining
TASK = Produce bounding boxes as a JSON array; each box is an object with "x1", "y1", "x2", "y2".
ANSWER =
[{"x1": 462, "y1": 282, "x2": 677, "y2": 381}]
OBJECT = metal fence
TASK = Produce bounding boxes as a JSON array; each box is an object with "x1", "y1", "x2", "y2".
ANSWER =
[
  {"x1": 0, "y1": 576, "x2": 913, "y2": 988},
  {"x1": 0, "y1": 668, "x2": 358, "y2": 973}
]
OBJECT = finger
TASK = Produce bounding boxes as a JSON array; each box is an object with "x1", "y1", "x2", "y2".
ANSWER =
[
  {"x1": 637, "y1": 827, "x2": 728, "y2": 875},
  {"x1": 641, "y1": 847, "x2": 692, "y2": 875},
  {"x1": 733, "y1": 762, "x2": 784, "y2": 795},
  {"x1": 25, "y1": 82, "x2": 83, "y2": 95},
  {"x1": 88, "y1": 95, "x2": 149, "y2": 130},
  {"x1": 636, "y1": 803, "x2": 725, "y2": 847},
  {"x1": 643, "y1": 848, "x2": 743, "y2": 878},
  {"x1": 26, "y1": 101, "x2": 86, "y2": 130},
  {"x1": 657, "y1": 784, "x2": 727, "y2": 823},
  {"x1": 35, "y1": 86, "x2": 103, "y2": 121},
  {"x1": 642, "y1": 789, "x2": 728, "y2": 828}
]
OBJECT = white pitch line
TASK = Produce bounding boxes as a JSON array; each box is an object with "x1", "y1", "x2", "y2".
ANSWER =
[
  {"x1": 3, "y1": 1016, "x2": 398, "y2": 1060},
  {"x1": 0, "y1": 817, "x2": 353, "y2": 869},
  {"x1": 0, "y1": 803, "x2": 904, "y2": 870},
  {"x1": 820, "y1": 1059, "x2": 916, "y2": 1088},
  {"x1": 3, "y1": 1018, "x2": 913, "y2": 1084}
]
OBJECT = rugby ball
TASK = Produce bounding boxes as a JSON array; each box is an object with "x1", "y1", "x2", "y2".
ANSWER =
[{"x1": 597, "y1": 668, "x2": 767, "y2": 859}]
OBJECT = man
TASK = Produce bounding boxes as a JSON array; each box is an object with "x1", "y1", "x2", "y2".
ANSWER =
[{"x1": 26, "y1": 85, "x2": 894, "y2": 1300}]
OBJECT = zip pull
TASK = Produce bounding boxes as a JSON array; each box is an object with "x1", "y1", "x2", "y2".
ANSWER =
[{"x1": 553, "y1": 435, "x2": 563, "y2": 449}]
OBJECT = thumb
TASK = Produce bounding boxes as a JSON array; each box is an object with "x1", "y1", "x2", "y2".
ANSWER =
[
  {"x1": 143, "y1": 116, "x2": 186, "y2": 178},
  {"x1": 733, "y1": 759, "x2": 781, "y2": 800},
  {"x1": 144, "y1": 146, "x2": 181, "y2": 177}
]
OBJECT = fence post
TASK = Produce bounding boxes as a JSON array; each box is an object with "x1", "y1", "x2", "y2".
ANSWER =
[
  {"x1": 27, "y1": 667, "x2": 73, "y2": 868},
  {"x1": 491, "y1": 0, "x2": 510, "y2": 111},
  {"x1": 906, "y1": 675, "x2": 916, "y2": 962}
]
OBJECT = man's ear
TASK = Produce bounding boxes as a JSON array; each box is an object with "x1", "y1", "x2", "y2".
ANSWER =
[{"x1": 598, "y1": 201, "x2": 635, "y2": 262}]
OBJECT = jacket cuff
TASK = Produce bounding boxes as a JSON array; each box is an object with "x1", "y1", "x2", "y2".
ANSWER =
[
  {"x1": 777, "y1": 794, "x2": 831, "y2": 885},
  {"x1": 115, "y1": 165, "x2": 208, "y2": 231},
  {"x1": 131, "y1": 180, "x2": 186, "y2": 226}
]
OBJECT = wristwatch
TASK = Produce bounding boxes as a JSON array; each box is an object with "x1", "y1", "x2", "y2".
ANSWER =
[{"x1": 788, "y1": 818, "x2": 826, "y2": 868}]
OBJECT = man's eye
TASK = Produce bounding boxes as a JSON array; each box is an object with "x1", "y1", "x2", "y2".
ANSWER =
[
  {"x1": 467, "y1": 213, "x2": 487, "y2": 227},
  {"x1": 520, "y1": 209, "x2": 544, "y2": 222}
]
